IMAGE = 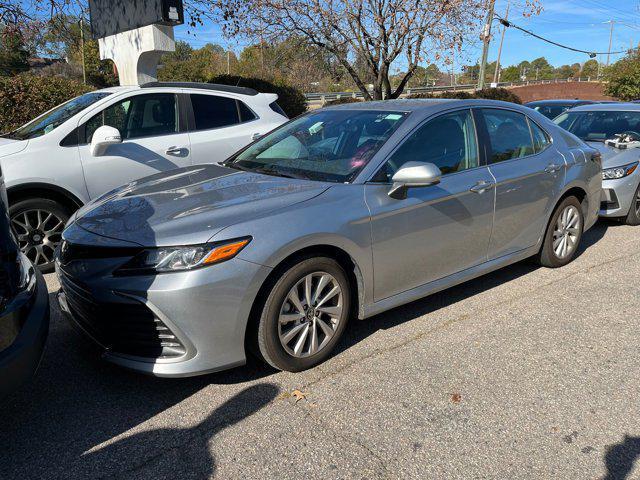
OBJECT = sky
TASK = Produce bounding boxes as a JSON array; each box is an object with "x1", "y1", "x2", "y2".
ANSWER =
[{"x1": 171, "y1": 0, "x2": 640, "y2": 72}]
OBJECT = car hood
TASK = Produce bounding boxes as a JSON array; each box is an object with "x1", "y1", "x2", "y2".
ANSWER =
[
  {"x1": 73, "y1": 164, "x2": 331, "y2": 247},
  {"x1": 586, "y1": 141, "x2": 640, "y2": 169},
  {"x1": 0, "y1": 137, "x2": 28, "y2": 158}
]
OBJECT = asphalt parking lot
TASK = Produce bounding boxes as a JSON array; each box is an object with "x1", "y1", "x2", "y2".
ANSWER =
[{"x1": 2, "y1": 219, "x2": 639, "y2": 479}]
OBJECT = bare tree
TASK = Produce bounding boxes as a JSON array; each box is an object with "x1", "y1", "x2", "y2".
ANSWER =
[{"x1": 205, "y1": 0, "x2": 491, "y2": 100}]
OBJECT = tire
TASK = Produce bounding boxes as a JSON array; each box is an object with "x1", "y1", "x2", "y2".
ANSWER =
[
  {"x1": 624, "y1": 183, "x2": 640, "y2": 226},
  {"x1": 537, "y1": 196, "x2": 584, "y2": 268},
  {"x1": 9, "y1": 198, "x2": 71, "y2": 273},
  {"x1": 256, "y1": 257, "x2": 351, "y2": 372}
]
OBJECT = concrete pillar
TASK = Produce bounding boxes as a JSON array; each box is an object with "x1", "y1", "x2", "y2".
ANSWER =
[{"x1": 98, "y1": 24, "x2": 175, "y2": 86}]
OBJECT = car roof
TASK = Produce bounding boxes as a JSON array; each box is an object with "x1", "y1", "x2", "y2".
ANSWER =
[
  {"x1": 94, "y1": 82, "x2": 260, "y2": 97},
  {"x1": 321, "y1": 98, "x2": 528, "y2": 113},
  {"x1": 569, "y1": 102, "x2": 640, "y2": 112},
  {"x1": 525, "y1": 99, "x2": 593, "y2": 105}
]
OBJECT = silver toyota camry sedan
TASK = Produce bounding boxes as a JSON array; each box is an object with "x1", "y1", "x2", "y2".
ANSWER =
[{"x1": 56, "y1": 99, "x2": 602, "y2": 376}]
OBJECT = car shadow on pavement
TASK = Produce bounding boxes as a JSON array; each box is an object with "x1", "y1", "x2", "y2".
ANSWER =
[
  {"x1": 0, "y1": 292, "x2": 278, "y2": 480},
  {"x1": 336, "y1": 219, "x2": 609, "y2": 356},
  {"x1": 602, "y1": 435, "x2": 640, "y2": 480}
]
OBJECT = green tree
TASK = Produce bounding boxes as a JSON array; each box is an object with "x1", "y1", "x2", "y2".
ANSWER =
[
  {"x1": 581, "y1": 59, "x2": 599, "y2": 78},
  {"x1": 605, "y1": 52, "x2": 640, "y2": 100},
  {"x1": 0, "y1": 28, "x2": 29, "y2": 76}
]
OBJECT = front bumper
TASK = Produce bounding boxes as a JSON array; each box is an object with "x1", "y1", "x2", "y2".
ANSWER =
[
  {"x1": 57, "y1": 257, "x2": 272, "y2": 377},
  {"x1": 600, "y1": 172, "x2": 640, "y2": 218},
  {"x1": 0, "y1": 269, "x2": 50, "y2": 397}
]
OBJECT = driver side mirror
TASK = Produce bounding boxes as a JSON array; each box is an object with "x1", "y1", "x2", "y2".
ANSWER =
[
  {"x1": 90, "y1": 125, "x2": 122, "y2": 157},
  {"x1": 388, "y1": 161, "x2": 442, "y2": 199}
]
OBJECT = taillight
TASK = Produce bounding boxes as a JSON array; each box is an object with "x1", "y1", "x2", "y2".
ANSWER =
[{"x1": 591, "y1": 151, "x2": 602, "y2": 166}]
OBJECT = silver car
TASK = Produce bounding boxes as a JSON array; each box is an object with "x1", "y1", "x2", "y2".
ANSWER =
[
  {"x1": 56, "y1": 100, "x2": 601, "y2": 376},
  {"x1": 554, "y1": 103, "x2": 640, "y2": 224}
]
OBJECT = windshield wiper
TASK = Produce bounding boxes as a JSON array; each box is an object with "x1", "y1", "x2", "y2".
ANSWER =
[{"x1": 252, "y1": 166, "x2": 299, "y2": 179}]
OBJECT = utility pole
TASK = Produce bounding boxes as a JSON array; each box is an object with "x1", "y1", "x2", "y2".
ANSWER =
[
  {"x1": 79, "y1": 17, "x2": 87, "y2": 85},
  {"x1": 606, "y1": 20, "x2": 614, "y2": 67},
  {"x1": 478, "y1": 0, "x2": 496, "y2": 90},
  {"x1": 227, "y1": 50, "x2": 230, "y2": 75},
  {"x1": 493, "y1": 2, "x2": 509, "y2": 85}
]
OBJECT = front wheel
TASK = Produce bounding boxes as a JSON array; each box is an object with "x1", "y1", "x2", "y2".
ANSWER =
[
  {"x1": 256, "y1": 257, "x2": 351, "y2": 372},
  {"x1": 9, "y1": 198, "x2": 70, "y2": 273},
  {"x1": 537, "y1": 196, "x2": 584, "y2": 268},
  {"x1": 623, "y1": 183, "x2": 640, "y2": 226}
]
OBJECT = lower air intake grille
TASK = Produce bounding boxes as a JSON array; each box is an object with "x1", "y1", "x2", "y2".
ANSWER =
[{"x1": 60, "y1": 272, "x2": 186, "y2": 359}]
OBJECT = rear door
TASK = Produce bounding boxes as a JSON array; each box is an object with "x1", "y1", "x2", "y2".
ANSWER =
[
  {"x1": 186, "y1": 93, "x2": 264, "y2": 164},
  {"x1": 478, "y1": 108, "x2": 565, "y2": 260},
  {"x1": 77, "y1": 91, "x2": 192, "y2": 199}
]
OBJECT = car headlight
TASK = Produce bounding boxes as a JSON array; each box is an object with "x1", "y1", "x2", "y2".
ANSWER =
[
  {"x1": 115, "y1": 237, "x2": 251, "y2": 275},
  {"x1": 602, "y1": 161, "x2": 639, "y2": 180}
]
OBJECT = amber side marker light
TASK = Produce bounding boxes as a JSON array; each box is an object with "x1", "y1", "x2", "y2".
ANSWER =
[
  {"x1": 626, "y1": 163, "x2": 638, "y2": 176},
  {"x1": 203, "y1": 238, "x2": 251, "y2": 265}
]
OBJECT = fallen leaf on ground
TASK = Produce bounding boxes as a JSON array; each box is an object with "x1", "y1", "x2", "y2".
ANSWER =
[
  {"x1": 292, "y1": 389, "x2": 308, "y2": 403},
  {"x1": 451, "y1": 393, "x2": 462, "y2": 403}
]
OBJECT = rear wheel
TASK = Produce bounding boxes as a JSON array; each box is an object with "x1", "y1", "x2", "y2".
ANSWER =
[
  {"x1": 256, "y1": 257, "x2": 351, "y2": 372},
  {"x1": 623, "y1": 183, "x2": 640, "y2": 226},
  {"x1": 9, "y1": 198, "x2": 70, "y2": 273},
  {"x1": 537, "y1": 196, "x2": 583, "y2": 268}
]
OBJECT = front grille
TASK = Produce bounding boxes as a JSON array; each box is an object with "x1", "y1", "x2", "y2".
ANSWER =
[
  {"x1": 60, "y1": 271, "x2": 186, "y2": 359},
  {"x1": 58, "y1": 240, "x2": 142, "y2": 265}
]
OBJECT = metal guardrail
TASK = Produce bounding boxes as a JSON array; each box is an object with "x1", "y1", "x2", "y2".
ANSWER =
[{"x1": 304, "y1": 77, "x2": 599, "y2": 103}]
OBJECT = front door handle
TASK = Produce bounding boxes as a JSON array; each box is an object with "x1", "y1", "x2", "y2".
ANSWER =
[
  {"x1": 251, "y1": 133, "x2": 262, "y2": 141},
  {"x1": 544, "y1": 163, "x2": 562, "y2": 173},
  {"x1": 469, "y1": 180, "x2": 495, "y2": 194},
  {"x1": 166, "y1": 146, "x2": 187, "y2": 156}
]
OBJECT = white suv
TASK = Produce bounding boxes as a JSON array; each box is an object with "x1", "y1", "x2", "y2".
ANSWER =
[{"x1": 0, "y1": 82, "x2": 289, "y2": 271}]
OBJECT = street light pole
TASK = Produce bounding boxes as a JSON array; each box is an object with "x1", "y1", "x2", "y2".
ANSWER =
[
  {"x1": 80, "y1": 17, "x2": 87, "y2": 85},
  {"x1": 478, "y1": 0, "x2": 496, "y2": 90},
  {"x1": 493, "y1": 2, "x2": 510, "y2": 85}
]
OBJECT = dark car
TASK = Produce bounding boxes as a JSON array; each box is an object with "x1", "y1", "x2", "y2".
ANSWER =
[
  {"x1": 0, "y1": 162, "x2": 49, "y2": 397},
  {"x1": 525, "y1": 99, "x2": 597, "y2": 120}
]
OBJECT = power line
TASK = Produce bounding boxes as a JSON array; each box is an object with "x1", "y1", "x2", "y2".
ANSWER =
[{"x1": 495, "y1": 15, "x2": 629, "y2": 58}]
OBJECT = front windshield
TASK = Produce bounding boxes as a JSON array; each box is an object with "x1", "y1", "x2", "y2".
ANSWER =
[
  {"x1": 555, "y1": 110, "x2": 640, "y2": 142},
  {"x1": 228, "y1": 109, "x2": 408, "y2": 182},
  {"x1": 5, "y1": 91, "x2": 112, "y2": 141}
]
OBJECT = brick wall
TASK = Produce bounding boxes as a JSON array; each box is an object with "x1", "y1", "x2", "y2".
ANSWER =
[{"x1": 508, "y1": 82, "x2": 615, "y2": 103}]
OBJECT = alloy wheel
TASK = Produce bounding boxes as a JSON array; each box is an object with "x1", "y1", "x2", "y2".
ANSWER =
[
  {"x1": 11, "y1": 209, "x2": 65, "y2": 267},
  {"x1": 552, "y1": 205, "x2": 581, "y2": 259},
  {"x1": 278, "y1": 271, "x2": 344, "y2": 358}
]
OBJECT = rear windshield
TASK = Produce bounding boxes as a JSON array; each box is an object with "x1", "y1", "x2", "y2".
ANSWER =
[
  {"x1": 554, "y1": 110, "x2": 640, "y2": 142},
  {"x1": 4, "y1": 91, "x2": 112, "y2": 141}
]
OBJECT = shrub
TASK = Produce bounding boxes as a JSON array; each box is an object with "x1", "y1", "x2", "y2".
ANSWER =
[
  {"x1": 605, "y1": 52, "x2": 640, "y2": 100},
  {"x1": 323, "y1": 97, "x2": 363, "y2": 106},
  {"x1": 0, "y1": 75, "x2": 93, "y2": 133},
  {"x1": 407, "y1": 87, "x2": 521, "y2": 104},
  {"x1": 208, "y1": 74, "x2": 307, "y2": 118},
  {"x1": 474, "y1": 87, "x2": 522, "y2": 104}
]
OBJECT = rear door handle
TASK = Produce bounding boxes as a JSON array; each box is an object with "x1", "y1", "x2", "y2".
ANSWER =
[
  {"x1": 469, "y1": 180, "x2": 495, "y2": 194},
  {"x1": 545, "y1": 163, "x2": 562, "y2": 173},
  {"x1": 165, "y1": 146, "x2": 187, "y2": 156}
]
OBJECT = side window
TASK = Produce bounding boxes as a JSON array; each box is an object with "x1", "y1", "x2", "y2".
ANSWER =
[
  {"x1": 238, "y1": 101, "x2": 258, "y2": 122},
  {"x1": 191, "y1": 94, "x2": 240, "y2": 130},
  {"x1": 528, "y1": 119, "x2": 551, "y2": 153},
  {"x1": 374, "y1": 109, "x2": 479, "y2": 182},
  {"x1": 481, "y1": 109, "x2": 534, "y2": 163},
  {"x1": 85, "y1": 93, "x2": 178, "y2": 142}
]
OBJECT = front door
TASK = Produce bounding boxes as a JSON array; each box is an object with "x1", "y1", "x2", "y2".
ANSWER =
[
  {"x1": 365, "y1": 109, "x2": 495, "y2": 301},
  {"x1": 477, "y1": 108, "x2": 565, "y2": 260},
  {"x1": 78, "y1": 92, "x2": 192, "y2": 199}
]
